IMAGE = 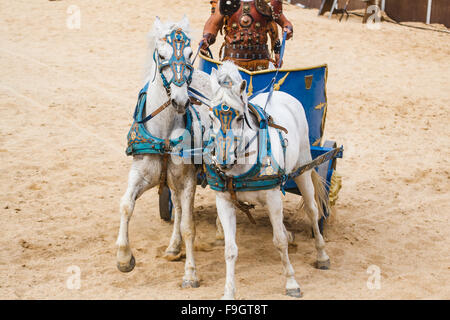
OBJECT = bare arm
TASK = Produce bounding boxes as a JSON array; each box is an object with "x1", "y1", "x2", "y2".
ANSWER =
[
  {"x1": 271, "y1": 0, "x2": 293, "y2": 40},
  {"x1": 201, "y1": 7, "x2": 224, "y2": 49}
]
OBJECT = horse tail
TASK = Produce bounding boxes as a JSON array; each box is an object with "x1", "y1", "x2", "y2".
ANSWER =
[
  {"x1": 311, "y1": 170, "x2": 330, "y2": 218},
  {"x1": 295, "y1": 170, "x2": 330, "y2": 220}
]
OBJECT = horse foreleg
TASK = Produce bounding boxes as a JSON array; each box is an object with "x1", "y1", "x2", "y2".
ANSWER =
[
  {"x1": 295, "y1": 171, "x2": 330, "y2": 269},
  {"x1": 266, "y1": 191, "x2": 301, "y2": 298},
  {"x1": 116, "y1": 168, "x2": 153, "y2": 272},
  {"x1": 164, "y1": 191, "x2": 182, "y2": 258},
  {"x1": 180, "y1": 178, "x2": 199, "y2": 288},
  {"x1": 216, "y1": 195, "x2": 237, "y2": 300}
]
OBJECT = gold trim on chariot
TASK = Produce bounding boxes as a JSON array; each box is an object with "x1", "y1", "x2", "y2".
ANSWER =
[
  {"x1": 305, "y1": 75, "x2": 313, "y2": 90},
  {"x1": 199, "y1": 53, "x2": 328, "y2": 76},
  {"x1": 315, "y1": 102, "x2": 327, "y2": 110},
  {"x1": 247, "y1": 75, "x2": 254, "y2": 96},
  {"x1": 320, "y1": 102, "x2": 327, "y2": 140},
  {"x1": 274, "y1": 72, "x2": 290, "y2": 91},
  {"x1": 312, "y1": 138, "x2": 321, "y2": 147}
]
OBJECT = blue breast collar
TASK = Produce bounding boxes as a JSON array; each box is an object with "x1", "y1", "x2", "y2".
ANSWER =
[
  {"x1": 126, "y1": 82, "x2": 199, "y2": 156},
  {"x1": 205, "y1": 103, "x2": 288, "y2": 193}
]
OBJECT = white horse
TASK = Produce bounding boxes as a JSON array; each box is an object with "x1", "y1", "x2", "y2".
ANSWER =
[
  {"x1": 207, "y1": 62, "x2": 330, "y2": 299},
  {"x1": 116, "y1": 16, "x2": 211, "y2": 288}
]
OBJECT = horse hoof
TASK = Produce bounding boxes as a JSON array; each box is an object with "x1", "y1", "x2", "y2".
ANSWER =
[
  {"x1": 221, "y1": 295, "x2": 235, "y2": 300},
  {"x1": 316, "y1": 259, "x2": 331, "y2": 270},
  {"x1": 286, "y1": 288, "x2": 302, "y2": 298},
  {"x1": 182, "y1": 280, "x2": 200, "y2": 288},
  {"x1": 117, "y1": 255, "x2": 135, "y2": 273},
  {"x1": 163, "y1": 250, "x2": 183, "y2": 261}
]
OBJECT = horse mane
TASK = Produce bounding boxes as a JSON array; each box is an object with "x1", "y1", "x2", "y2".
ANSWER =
[
  {"x1": 216, "y1": 61, "x2": 242, "y2": 86},
  {"x1": 143, "y1": 17, "x2": 191, "y2": 84}
]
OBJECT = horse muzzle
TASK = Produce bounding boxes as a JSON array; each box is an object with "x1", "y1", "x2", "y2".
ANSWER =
[{"x1": 171, "y1": 99, "x2": 190, "y2": 114}]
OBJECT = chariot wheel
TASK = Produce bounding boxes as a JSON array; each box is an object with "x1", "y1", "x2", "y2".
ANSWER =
[{"x1": 159, "y1": 185, "x2": 173, "y2": 222}]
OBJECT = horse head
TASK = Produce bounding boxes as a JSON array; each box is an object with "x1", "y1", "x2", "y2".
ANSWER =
[
  {"x1": 209, "y1": 61, "x2": 253, "y2": 170},
  {"x1": 152, "y1": 16, "x2": 193, "y2": 114}
]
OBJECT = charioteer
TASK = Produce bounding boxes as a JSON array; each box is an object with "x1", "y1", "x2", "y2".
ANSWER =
[{"x1": 201, "y1": 0, "x2": 293, "y2": 71}]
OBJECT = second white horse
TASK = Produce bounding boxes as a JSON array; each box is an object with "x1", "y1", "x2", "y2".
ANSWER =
[{"x1": 206, "y1": 62, "x2": 330, "y2": 299}]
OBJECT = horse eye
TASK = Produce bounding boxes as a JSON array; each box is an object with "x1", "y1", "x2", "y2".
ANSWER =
[
  {"x1": 237, "y1": 115, "x2": 244, "y2": 121},
  {"x1": 158, "y1": 54, "x2": 164, "y2": 60}
]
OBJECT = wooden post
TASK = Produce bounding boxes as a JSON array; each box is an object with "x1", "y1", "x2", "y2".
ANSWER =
[{"x1": 426, "y1": 0, "x2": 433, "y2": 24}]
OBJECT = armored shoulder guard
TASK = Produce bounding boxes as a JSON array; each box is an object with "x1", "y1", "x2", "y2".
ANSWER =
[
  {"x1": 255, "y1": 0, "x2": 272, "y2": 17},
  {"x1": 219, "y1": 0, "x2": 240, "y2": 16},
  {"x1": 270, "y1": 0, "x2": 283, "y2": 20}
]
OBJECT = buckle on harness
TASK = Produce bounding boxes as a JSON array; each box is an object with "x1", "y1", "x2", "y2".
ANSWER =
[{"x1": 162, "y1": 139, "x2": 171, "y2": 153}]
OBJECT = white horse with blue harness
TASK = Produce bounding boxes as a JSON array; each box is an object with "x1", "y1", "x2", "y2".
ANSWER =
[
  {"x1": 205, "y1": 61, "x2": 333, "y2": 299},
  {"x1": 116, "y1": 17, "x2": 212, "y2": 288}
]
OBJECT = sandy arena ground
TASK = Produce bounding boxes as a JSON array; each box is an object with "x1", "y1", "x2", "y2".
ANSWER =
[{"x1": 0, "y1": 0, "x2": 449, "y2": 300}]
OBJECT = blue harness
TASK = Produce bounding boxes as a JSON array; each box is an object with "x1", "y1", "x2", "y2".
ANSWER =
[
  {"x1": 204, "y1": 103, "x2": 288, "y2": 193},
  {"x1": 126, "y1": 82, "x2": 200, "y2": 156},
  {"x1": 126, "y1": 28, "x2": 200, "y2": 157}
]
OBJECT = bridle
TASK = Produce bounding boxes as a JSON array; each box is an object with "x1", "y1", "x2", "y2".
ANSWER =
[
  {"x1": 135, "y1": 28, "x2": 193, "y2": 125},
  {"x1": 154, "y1": 28, "x2": 194, "y2": 98},
  {"x1": 209, "y1": 102, "x2": 254, "y2": 168}
]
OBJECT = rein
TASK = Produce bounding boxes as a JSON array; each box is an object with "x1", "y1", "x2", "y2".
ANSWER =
[
  {"x1": 135, "y1": 97, "x2": 172, "y2": 124},
  {"x1": 247, "y1": 31, "x2": 287, "y2": 107}
]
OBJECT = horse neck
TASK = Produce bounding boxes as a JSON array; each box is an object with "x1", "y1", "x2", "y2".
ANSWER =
[{"x1": 144, "y1": 80, "x2": 181, "y2": 138}]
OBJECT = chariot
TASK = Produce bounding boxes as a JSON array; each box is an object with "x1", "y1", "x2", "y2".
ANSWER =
[{"x1": 159, "y1": 53, "x2": 343, "y2": 233}]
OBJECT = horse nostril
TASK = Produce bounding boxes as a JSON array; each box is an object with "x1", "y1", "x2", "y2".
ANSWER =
[
  {"x1": 171, "y1": 99, "x2": 177, "y2": 109},
  {"x1": 185, "y1": 100, "x2": 190, "y2": 108}
]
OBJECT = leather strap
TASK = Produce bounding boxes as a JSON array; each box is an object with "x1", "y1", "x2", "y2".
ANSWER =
[
  {"x1": 248, "y1": 103, "x2": 288, "y2": 134},
  {"x1": 158, "y1": 139, "x2": 171, "y2": 195},
  {"x1": 189, "y1": 96, "x2": 202, "y2": 106},
  {"x1": 268, "y1": 116, "x2": 288, "y2": 134},
  {"x1": 227, "y1": 178, "x2": 256, "y2": 224},
  {"x1": 289, "y1": 146, "x2": 343, "y2": 181},
  {"x1": 138, "y1": 99, "x2": 171, "y2": 124}
]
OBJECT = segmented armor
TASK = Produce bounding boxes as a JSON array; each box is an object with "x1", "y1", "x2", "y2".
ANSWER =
[{"x1": 203, "y1": 0, "x2": 293, "y2": 71}]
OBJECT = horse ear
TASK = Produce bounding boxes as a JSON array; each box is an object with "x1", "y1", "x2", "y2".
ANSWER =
[
  {"x1": 210, "y1": 67, "x2": 218, "y2": 82},
  {"x1": 154, "y1": 16, "x2": 163, "y2": 34},
  {"x1": 231, "y1": 79, "x2": 246, "y2": 99},
  {"x1": 210, "y1": 68, "x2": 220, "y2": 94},
  {"x1": 240, "y1": 80, "x2": 247, "y2": 94}
]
